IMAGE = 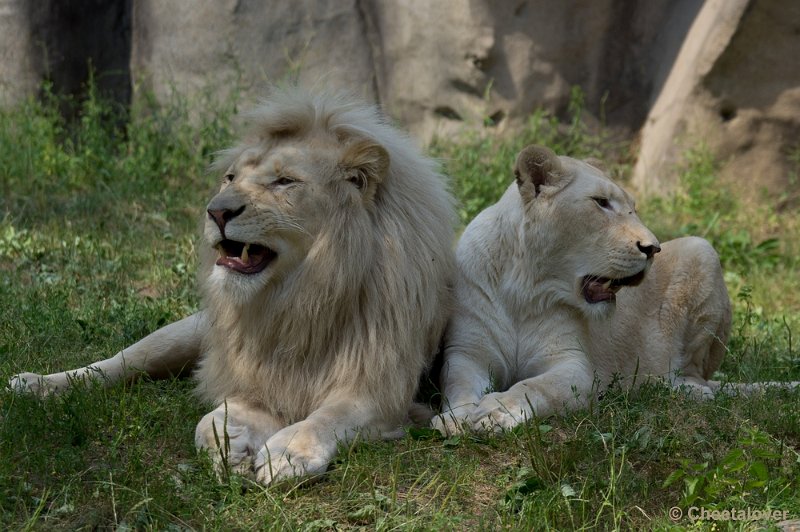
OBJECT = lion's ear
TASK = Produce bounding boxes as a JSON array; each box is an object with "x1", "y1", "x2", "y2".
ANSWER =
[
  {"x1": 513, "y1": 145, "x2": 568, "y2": 202},
  {"x1": 341, "y1": 139, "x2": 390, "y2": 201}
]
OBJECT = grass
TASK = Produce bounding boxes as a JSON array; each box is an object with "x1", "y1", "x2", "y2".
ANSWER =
[{"x1": 1, "y1": 86, "x2": 798, "y2": 530}]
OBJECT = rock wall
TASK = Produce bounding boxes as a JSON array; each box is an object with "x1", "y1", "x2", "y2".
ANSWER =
[
  {"x1": 125, "y1": 0, "x2": 703, "y2": 142},
  {"x1": 0, "y1": 0, "x2": 130, "y2": 108},
  {"x1": 0, "y1": 0, "x2": 38, "y2": 106},
  {"x1": 1, "y1": 0, "x2": 797, "y2": 202},
  {"x1": 345, "y1": 0, "x2": 703, "y2": 141},
  {"x1": 1, "y1": 0, "x2": 699, "y2": 137},
  {"x1": 130, "y1": 0, "x2": 377, "y2": 109}
]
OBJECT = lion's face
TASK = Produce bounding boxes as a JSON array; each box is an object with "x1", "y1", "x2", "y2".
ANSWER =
[
  {"x1": 514, "y1": 145, "x2": 660, "y2": 318},
  {"x1": 203, "y1": 135, "x2": 388, "y2": 301}
]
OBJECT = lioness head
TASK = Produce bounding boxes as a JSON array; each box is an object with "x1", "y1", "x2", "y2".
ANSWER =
[
  {"x1": 202, "y1": 94, "x2": 394, "y2": 302},
  {"x1": 514, "y1": 145, "x2": 660, "y2": 318}
]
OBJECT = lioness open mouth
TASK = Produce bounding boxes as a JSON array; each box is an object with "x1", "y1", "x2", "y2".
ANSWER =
[
  {"x1": 582, "y1": 270, "x2": 646, "y2": 304},
  {"x1": 215, "y1": 240, "x2": 276, "y2": 274}
]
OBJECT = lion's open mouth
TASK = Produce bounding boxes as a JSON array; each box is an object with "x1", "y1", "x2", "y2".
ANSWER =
[
  {"x1": 582, "y1": 270, "x2": 646, "y2": 304},
  {"x1": 215, "y1": 240, "x2": 276, "y2": 274}
]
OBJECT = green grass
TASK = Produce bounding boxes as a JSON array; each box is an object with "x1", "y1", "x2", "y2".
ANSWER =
[{"x1": 1, "y1": 87, "x2": 798, "y2": 530}]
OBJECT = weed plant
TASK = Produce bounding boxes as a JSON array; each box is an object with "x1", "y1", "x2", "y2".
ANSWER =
[{"x1": 1, "y1": 87, "x2": 797, "y2": 530}]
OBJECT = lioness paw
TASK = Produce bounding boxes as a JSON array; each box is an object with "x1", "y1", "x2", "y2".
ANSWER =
[
  {"x1": 470, "y1": 393, "x2": 530, "y2": 432},
  {"x1": 432, "y1": 405, "x2": 477, "y2": 436}
]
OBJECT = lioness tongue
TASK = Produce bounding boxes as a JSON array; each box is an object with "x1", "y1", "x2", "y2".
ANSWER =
[{"x1": 585, "y1": 278, "x2": 614, "y2": 303}]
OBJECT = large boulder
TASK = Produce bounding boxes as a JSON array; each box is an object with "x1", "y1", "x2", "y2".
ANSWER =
[{"x1": 633, "y1": 0, "x2": 800, "y2": 205}]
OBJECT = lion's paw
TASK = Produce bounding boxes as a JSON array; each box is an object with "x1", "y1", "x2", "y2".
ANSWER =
[
  {"x1": 469, "y1": 393, "x2": 529, "y2": 432},
  {"x1": 195, "y1": 413, "x2": 260, "y2": 479},
  {"x1": 253, "y1": 444, "x2": 328, "y2": 485}
]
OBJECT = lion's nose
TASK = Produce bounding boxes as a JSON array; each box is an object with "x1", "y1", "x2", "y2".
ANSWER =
[
  {"x1": 637, "y1": 241, "x2": 661, "y2": 259},
  {"x1": 207, "y1": 205, "x2": 245, "y2": 234}
]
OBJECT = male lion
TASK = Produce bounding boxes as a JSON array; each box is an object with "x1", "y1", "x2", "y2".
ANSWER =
[
  {"x1": 11, "y1": 89, "x2": 456, "y2": 484},
  {"x1": 434, "y1": 144, "x2": 795, "y2": 436}
]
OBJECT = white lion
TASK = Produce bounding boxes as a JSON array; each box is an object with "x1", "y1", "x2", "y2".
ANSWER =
[
  {"x1": 434, "y1": 144, "x2": 796, "y2": 435},
  {"x1": 10, "y1": 88, "x2": 456, "y2": 484}
]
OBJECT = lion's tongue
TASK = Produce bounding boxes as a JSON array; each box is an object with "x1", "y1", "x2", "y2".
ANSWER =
[{"x1": 216, "y1": 242, "x2": 274, "y2": 273}]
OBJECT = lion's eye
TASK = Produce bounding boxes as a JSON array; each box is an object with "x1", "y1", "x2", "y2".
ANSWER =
[
  {"x1": 347, "y1": 174, "x2": 366, "y2": 190},
  {"x1": 593, "y1": 197, "x2": 611, "y2": 209},
  {"x1": 224, "y1": 173, "x2": 235, "y2": 183}
]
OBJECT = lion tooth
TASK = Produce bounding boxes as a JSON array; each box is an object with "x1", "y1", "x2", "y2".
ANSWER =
[
  {"x1": 602, "y1": 280, "x2": 612, "y2": 290},
  {"x1": 242, "y1": 243, "x2": 250, "y2": 263}
]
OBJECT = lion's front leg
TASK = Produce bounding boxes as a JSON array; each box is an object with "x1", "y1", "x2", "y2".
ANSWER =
[
  {"x1": 195, "y1": 398, "x2": 283, "y2": 479},
  {"x1": 254, "y1": 396, "x2": 401, "y2": 485},
  {"x1": 9, "y1": 312, "x2": 206, "y2": 395},
  {"x1": 470, "y1": 356, "x2": 593, "y2": 432}
]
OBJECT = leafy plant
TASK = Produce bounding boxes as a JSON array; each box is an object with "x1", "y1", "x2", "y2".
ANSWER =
[
  {"x1": 430, "y1": 86, "x2": 613, "y2": 225},
  {"x1": 662, "y1": 427, "x2": 791, "y2": 509}
]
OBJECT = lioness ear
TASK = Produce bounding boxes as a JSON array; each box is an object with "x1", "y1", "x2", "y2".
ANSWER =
[
  {"x1": 340, "y1": 139, "x2": 390, "y2": 201},
  {"x1": 583, "y1": 157, "x2": 607, "y2": 173},
  {"x1": 514, "y1": 145, "x2": 567, "y2": 202}
]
